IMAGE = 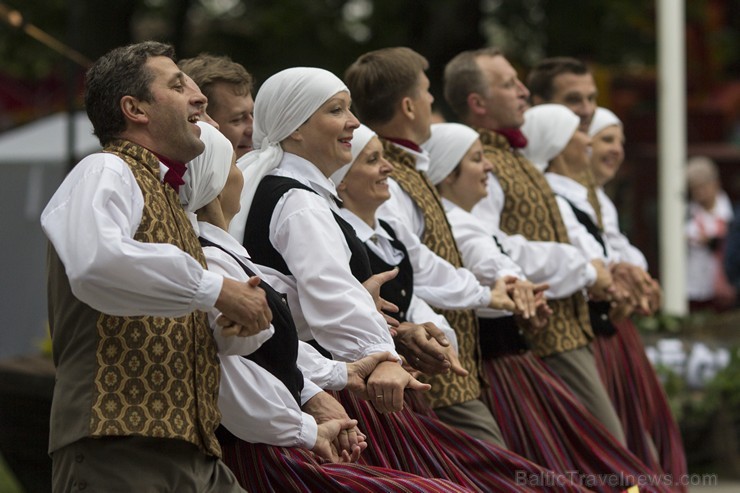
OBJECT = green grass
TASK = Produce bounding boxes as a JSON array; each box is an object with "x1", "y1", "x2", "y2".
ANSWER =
[{"x1": 0, "y1": 454, "x2": 23, "y2": 493}]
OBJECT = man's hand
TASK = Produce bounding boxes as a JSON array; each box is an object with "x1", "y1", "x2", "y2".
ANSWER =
[
  {"x1": 346, "y1": 352, "x2": 398, "y2": 396},
  {"x1": 489, "y1": 277, "x2": 517, "y2": 312},
  {"x1": 362, "y1": 268, "x2": 400, "y2": 328},
  {"x1": 393, "y1": 322, "x2": 468, "y2": 377},
  {"x1": 215, "y1": 277, "x2": 272, "y2": 337},
  {"x1": 367, "y1": 361, "x2": 431, "y2": 414}
]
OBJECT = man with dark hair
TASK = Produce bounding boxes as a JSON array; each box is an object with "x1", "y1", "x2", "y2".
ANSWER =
[
  {"x1": 179, "y1": 54, "x2": 255, "y2": 159},
  {"x1": 527, "y1": 56, "x2": 597, "y2": 131},
  {"x1": 346, "y1": 47, "x2": 517, "y2": 447},
  {"x1": 42, "y1": 41, "x2": 271, "y2": 492},
  {"x1": 444, "y1": 48, "x2": 626, "y2": 445}
]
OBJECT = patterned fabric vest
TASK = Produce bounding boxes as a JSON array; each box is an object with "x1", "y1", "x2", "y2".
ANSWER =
[
  {"x1": 477, "y1": 129, "x2": 593, "y2": 357},
  {"x1": 382, "y1": 139, "x2": 482, "y2": 408},
  {"x1": 48, "y1": 141, "x2": 221, "y2": 457}
]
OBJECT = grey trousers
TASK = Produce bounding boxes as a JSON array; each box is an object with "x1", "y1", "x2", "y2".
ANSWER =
[
  {"x1": 542, "y1": 345, "x2": 627, "y2": 445},
  {"x1": 52, "y1": 436, "x2": 246, "y2": 493},
  {"x1": 433, "y1": 398, "x2": 507, "y2": 448}
]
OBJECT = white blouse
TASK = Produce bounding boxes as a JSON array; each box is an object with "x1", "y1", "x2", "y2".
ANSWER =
[
  {"x1": 472, "y1": 172, "x2": 597, "y2": 298},
  {"x1": 200, "y1": 221, "x2": 344, "y2": 450},
  {"x1": 254, "y1": 153, "x2": 398, "y2": 362},
  {"x1": 339, "y1": 209, "x2": 459, "y2": 352},
  {"x1": 545, "y1": 173, "x2": 615, "y2": 264},
  {"x1": 596, "y1": 188, "x2": 648, "y2": 269},
  {"x1": 41, "y1": 152, "x2": 223, "y2": 318}
]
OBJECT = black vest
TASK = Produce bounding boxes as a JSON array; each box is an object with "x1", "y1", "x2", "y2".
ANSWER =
[
  {"x1": 244, "y1": 175, "x2": 374, "y2": 358},
  {"x1": 364, "y1": 220, "x2": 414, "y2": 323},
  {"x1": 244, "y1": 175, "x2": 372, "y2": 281},
  {"x1": 562, "y1": 197, "x2": 617, "y2": 337},
  {"x1": 199, "y1": 237, "x2": 304, "y2": 404}
]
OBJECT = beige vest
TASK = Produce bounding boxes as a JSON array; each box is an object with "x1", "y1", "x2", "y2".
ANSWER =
[
  {"x1": 478, "y1": 129, "x2": 593, "y2": 357},
  {"x1": 383, "y1": 139, "x2": 482, "y2": 408},
  {"x1": 47, "y1": 140, "x2": 221, "y2": 456}
]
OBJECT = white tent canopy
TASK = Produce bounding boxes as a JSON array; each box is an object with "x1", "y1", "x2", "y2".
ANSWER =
[
  {"x1": 0, "y1": 111, "x2": 100, "y2": 167},
  {"x1": 0, "y1": 111, "x2": 101, "y2": 360}
]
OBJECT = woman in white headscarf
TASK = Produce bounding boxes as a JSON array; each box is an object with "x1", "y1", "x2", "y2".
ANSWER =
[
  {"x1": 184, "y1": 121, "x2": 478, "y2": 493},
  {"x1": 423, "y1": 122, "x2": 676, "y2": 485},
  {"x1": 588, "y1": 108, "x2": 688, "y2": 484}
]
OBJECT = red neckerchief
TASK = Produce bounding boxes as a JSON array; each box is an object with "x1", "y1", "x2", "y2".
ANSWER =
[
  {"x1": 382, "y1": 136, "x2": 423, "y2": 153},
  {"x1": 495, "y1": 128, "x2": 528, "y2": 149},
  {"x1": 153, "y1": 152, "x2": 188, "y2": 192}
]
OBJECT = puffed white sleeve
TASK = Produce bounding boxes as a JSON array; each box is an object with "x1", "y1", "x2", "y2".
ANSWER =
[
  {"x1": 272, "y1": 190, "x2": 398, "y2": 362},
  {"x1": 41, "y1": 154, "x2": 223, "y2": 316},
  {"x1": 382, "y1": 218, "x2": 491, "y2": 310},
  {"x1": 296, "y1": 341, "x2": 348, "y2": 391},
  {"x1": 202, "y1": 246, "x2": 275, "y2": 355},
  {"x1": 218, "y1": 355, "x2": 318, "y2": 449},
  {"x1": 448, "y1": 207, "x2": 524, "y2": 286},
  {"x1": 554, "y1": 195, "x2": 609, "y2": 263},
  {"x1": 497, "y1": 232, "x2": 597, "y2": 298}
]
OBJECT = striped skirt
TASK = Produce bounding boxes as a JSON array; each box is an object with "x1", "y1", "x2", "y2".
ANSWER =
[
  {"x1": 592, "y1": 318, "x2": 688, "y2": 492},
  {"x1": 480, "y1": 353, "x2": 682, "y2": 493},
  {"x1": 220, "y1": 440, "x2": 475, "y2": 492},
  {"x1": 332, "y1": 388, "x2": 594, "y2": 493}
]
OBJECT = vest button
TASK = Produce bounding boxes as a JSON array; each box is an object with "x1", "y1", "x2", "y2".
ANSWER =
[
  {"x1": 75, "y1": 454, "x2": 84, "y2": 463},
  {"x1": 399, "y1": 311, "x2": 405, "y2": 319},
  {"x1": 400, "y1": 289, "x2": 407, "y2": 297},
  {"x1": 600, "y1": 314, "x2": 609, "y2": 321}
]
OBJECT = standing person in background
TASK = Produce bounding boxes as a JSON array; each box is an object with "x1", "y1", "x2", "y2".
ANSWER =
[
  {"x1": 41, "y1": 41, "x2": 275, "y2": 493},
  {"x1": 686, "y1": 155, "x2": 736, "y2": 311},
  {"x1": 589, "y1": 107, "x2": 687, "y2": 488},
  {"x1": 443, "y1": 47, "x2": 626, "y2": 445}
]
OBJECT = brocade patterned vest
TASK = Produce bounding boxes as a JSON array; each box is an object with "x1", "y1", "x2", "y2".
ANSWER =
[
  {"x1": 382, "y1": 138, "x2": 482, "y2": 408},
  {"x1": 477, "y1": 129, "x2": 593, "y2": 357},
  {"x1": 47, "y1": 140, "x2": 221, "y2": 457}
]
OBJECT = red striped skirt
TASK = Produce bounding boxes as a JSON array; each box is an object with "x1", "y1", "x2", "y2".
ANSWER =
[
  {"x1": 592, "y1": 319, "x2": 688, "y2": 492},
  {"x1": 221, "y1": 440, "x2": 475, "y2": 492},
  {"x1": 480, "y1": 351, "x2": 679, "y2": 493},
  {"x1": 332, "y1": 388, "x2": 594, "y2": 492}
]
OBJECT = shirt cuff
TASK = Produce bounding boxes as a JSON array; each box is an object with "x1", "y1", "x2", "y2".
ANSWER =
[
  {"x1": 494, "y1": 268, "x2": 522, "y2": 282},
  {"x1": 300, "y1": 379, "x2": 324, "y2": 405},
  {"x1": 298, "y1": 412, "x2": 319, "y2": 450},
  {"x1": 320, "y1": 361, "x2": 348, "y2": 391},
  {"x1": 584, "y1": 262, "x2": 598, "y2": 287},
  {"x1": 192, "y1": 269, "x2": 223, "y2": 311},
  {"x1": 359, "y1": 343, "x2": 400, "y2": 363}
]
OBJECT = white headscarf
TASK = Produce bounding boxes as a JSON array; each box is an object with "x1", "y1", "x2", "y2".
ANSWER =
[
  {"x1": 237, "y1": 67, "x2": 349, "y2": 214},
  {"x1": 330, "y1": 124, "x2": 377, "y2": 185},
  {"x1": 182, "y1": 121, "x2": 234, "y2": 213},
  {"x1": 422, "y1": 122, "x2": 481, "y2": 185},
  {"x1": 589, "y1": 107, "x2": 622, "y2": 137},
  {"x1": 521, "y1": 104, "x2": 580, "y2": 172}
]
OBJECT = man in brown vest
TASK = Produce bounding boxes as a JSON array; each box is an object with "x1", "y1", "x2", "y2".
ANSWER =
[
  {"x1": 443, "y1": 47, "x2": 627, "y2": 444},
  {"x1": 41, "y1": 41, "x2": 272, "y2": 492},
  {"x1": 527, "y1": 56, "x2": 661, "y2": 314},
  {"x1": 345, "y1": 47, "x2": 521, "y2": 447}
]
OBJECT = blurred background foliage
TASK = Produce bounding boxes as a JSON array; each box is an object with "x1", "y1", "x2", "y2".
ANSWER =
[{"x1": 1, "y1": 0, "x2": 738, "y2": 121}]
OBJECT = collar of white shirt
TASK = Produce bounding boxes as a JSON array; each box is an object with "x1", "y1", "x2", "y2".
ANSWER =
[
  {"x1": 273, "y1": 153, "x2": 342, "y2": 208},
  {"x1": 198, "y1": 221, "x2": 252, "y2": 261},
  {"x1": 386, "y1": 140, "x2": 431, "y2": 173}
]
